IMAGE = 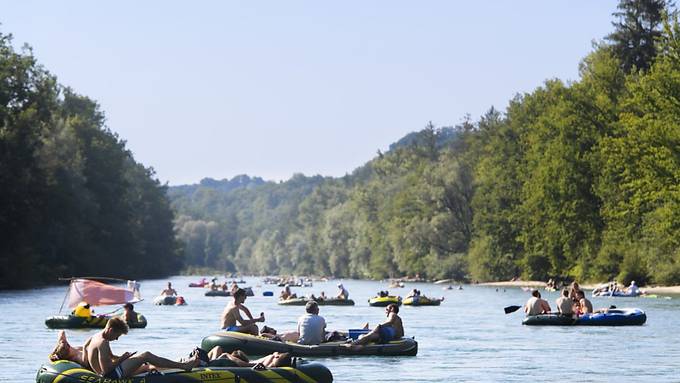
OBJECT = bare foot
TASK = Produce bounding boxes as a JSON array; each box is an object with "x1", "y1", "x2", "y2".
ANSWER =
[{"x1": 183, "y1": 356, "x2": 200, "y2": 371}]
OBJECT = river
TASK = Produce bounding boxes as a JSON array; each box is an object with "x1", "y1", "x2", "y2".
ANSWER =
[{"x1": 1, "y1": 276, "x2": 679, "y2": 382}]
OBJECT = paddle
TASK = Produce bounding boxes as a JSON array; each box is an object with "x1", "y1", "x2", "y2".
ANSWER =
[{"x1": 504, "y1": 305, "x2": 522, "y2": 314}]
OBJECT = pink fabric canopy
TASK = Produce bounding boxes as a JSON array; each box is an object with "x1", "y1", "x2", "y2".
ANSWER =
[{"x1": 67, "y1": 279, "x2": 140, "y2": 308}]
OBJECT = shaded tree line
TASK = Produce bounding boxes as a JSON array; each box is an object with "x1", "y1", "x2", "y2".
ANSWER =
[
  {"x1": 0, "y1": 32, "x2": 181, "y2": 289},
  {"x1": 172, "y1": 0, "x2": 679, "y2": 285}
]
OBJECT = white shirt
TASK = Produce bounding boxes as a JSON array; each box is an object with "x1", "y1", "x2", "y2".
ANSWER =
[{"x1": 297, "y1": 313, "x2": 326, "y2": 345}]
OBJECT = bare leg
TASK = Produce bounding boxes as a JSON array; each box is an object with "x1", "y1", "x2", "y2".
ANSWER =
[
  {"x1": 208, "y1": 346, "x2": 224, "y2": 360},
  {"x1": 232, "y1": 324, "x2": 258, "y2": 335},
  {"x1": 354, "y1": 328, "x2": 380, "y2": 346},
  {"x1": 120, "y1": 352, "x2": 198, "y2": 377},
  {"x1": 279, "y1": 331, "x2": 299, "y2": 342}
]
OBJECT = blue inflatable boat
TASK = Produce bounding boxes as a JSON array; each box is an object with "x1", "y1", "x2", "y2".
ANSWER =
[{"x1": 523, "y1": 308, "x2": 646, "y2": 326}]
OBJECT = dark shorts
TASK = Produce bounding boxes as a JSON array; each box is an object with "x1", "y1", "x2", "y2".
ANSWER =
[
  {"x1": 104, "y1": 365, "x2": 124, "y2": 379},
  {"x1": 378, "y1": 325, "x2": 396, "y2": 343}
]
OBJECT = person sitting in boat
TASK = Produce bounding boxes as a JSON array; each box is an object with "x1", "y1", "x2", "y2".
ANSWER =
[
  {"x1": 279, "y1": 285, "x2": 296, "y2": 300},
  {"x1": 119, "y1": 303, "x2": 138, "y2": 325},
  {"x1": 524, "y1": 290, "x2": 551, "y2": 316},
  {"x1": 378, "y1": 290, "x2": 388, "y2": 298},
  {"x1": 221, "y1": 288, "x2": 265, "y2": 335},
  {"x1": 206, "y1": 346, "x2": 292, "y2": 368},
  {"x1": 575, "y1": 290, "x2": 593, "y2": 315},
  {"x1": 347, "y1": 303, "x2": 404, "y2": 348},
  {"x1": 336, "y1": 283, "x2": 349, "y2": 300},
  {"x1": 627, "y1": 280, "x2": 640, "y2": 296},
  {"x1": 555, "y1": 289, "x2": 574, "y2": 316},
  {"x1": 160, "y1": 282, "x2": 177, "y2": 297},
  {"x1": 210, "y1": 278, "x2": 219, "y2": 291},
  {"x1": 72, "y1": 301, "x2": 93, "y2": 318},
  {"x1": 297, "y1": 301, "x2": 326, "y2": 345},
  {"x1": 83, "y1": 317, "x2": 199, "y2": 379},
  {"x1": 568, "y1": 282, "x2": 583, "y2": 302},
  {"x1": 318, "y1": 291, "x2": 327, "y2": 301}
]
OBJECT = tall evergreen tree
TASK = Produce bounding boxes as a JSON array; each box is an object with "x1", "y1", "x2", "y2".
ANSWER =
[{"x1": 607, "y1": 0, "x2": 669, "y2": 73}]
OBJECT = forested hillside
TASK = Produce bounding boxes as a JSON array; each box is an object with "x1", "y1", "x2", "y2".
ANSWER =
[
  {"x1": 0, "y1": 33, "x2": 182, "y2": 289},
  {"x1": 171, "y1": 1, "x2": 680, "y2": 285}
]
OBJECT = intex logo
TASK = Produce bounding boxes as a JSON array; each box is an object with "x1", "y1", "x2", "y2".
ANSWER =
[{"x1": 200, "y1": 372, "x2": 221, "y2": 379}]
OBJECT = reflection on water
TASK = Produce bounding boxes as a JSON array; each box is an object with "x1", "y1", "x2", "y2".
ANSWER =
[{"x1": 1, "y1": 276, "x2": 680, "y2": 382}]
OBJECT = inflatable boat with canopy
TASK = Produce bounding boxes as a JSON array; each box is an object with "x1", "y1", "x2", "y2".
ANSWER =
[{"x1": 44, "y1": 277, "x2": 147, "y2": 329}]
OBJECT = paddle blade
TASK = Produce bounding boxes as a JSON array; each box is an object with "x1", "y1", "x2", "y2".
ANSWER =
[{"x1": 504, "y1": 305, "x2": 522, "y2": 314}]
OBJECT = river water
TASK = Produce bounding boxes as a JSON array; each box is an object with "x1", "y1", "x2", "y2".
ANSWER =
[{"x1": 1, "y1": 276, "x2": 679, "y2": 382}]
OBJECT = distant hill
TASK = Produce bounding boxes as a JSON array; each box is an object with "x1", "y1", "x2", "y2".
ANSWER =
[
  {"x1": 168, "y1": 174, "x2": 266, "y2": 196},
  {"x1": 388, "y1": 126, "x2": 459, "y2": 152}
]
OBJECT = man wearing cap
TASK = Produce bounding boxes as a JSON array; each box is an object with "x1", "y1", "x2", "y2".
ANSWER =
[
  {"x1": 336, "y1": 284, "x2": 349, "y2": 300},
  {"x1": 297, "y1": 301, "x2": 326, "y2": 345}
]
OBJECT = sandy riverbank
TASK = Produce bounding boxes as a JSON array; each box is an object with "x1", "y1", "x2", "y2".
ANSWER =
[{"x1": 477, "y1": 280, "x2": 680, "y2": 294}]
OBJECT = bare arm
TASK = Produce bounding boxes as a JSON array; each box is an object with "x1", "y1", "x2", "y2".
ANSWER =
[
  {"x1": 239, "y1": 303, "x2": 254, "y2": 320},
  {"x1": 235, "y1": 309, "x2": 263, "y2": 326}
]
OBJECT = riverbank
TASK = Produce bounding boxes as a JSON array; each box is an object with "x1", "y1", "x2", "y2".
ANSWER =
[{"x1": 477, "y1": 280, "x2": 680, "y2": 294}]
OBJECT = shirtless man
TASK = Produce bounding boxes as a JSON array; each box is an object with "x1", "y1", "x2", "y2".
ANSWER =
[
  {"x1": 220, "y1": 288, "x2": 265, "y2": 335},
  {"x1": 555, "y1": 289, "x2": 573, "y2": 315},
  {"x1": 119, "y1": 303, "x2": 138, "y2": 325},
  {"x1": 83, "y1": 317, "x2": 197, "y2": 379},
  {"x1": 349, "y1": 303, "x2": 404, "y2": 347},
  {"x1": 160, "y1": 282, "x2": 177, "y2": 296},
  {"x1": 524, "y1": 290, "x2": 551, "y2": 315}
]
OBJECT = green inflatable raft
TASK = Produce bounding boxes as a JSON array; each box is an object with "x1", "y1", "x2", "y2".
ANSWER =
[
  {"x1": 205, "y1": 287, "x2": 254, "y2": 297},
  {"x1": 402, "y1": 296, "x2": 443, "y2": 306},
  {"x1": 368, "y1": 296, "x2": 402, "y2": 307},
  {"x1": 36, "y1": 359, "x2": 333, "y2": 383},
  {"x1": 44, "y1": 313, "x2": 147, "y2": 329},
  {"x1": 201, "y1": 331, "x2": 418, "y2": 357},
  {"x1": 278, "y1": 297, "x2": 355, "y2": 306}
]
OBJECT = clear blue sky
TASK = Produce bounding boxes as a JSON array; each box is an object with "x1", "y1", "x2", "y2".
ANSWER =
[{"x1": 3, "y1": 1, "x2": 618, "y2": 185}]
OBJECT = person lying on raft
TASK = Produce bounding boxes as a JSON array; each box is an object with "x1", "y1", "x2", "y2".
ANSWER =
[
  {"x1": 524, "y1": 290, "x2": 551, "y2": 315},
  {"x1": 221, "y1": 288, "x2": 264, "y2": 335},
  {"x1": 49, "y1": 330, "x2": 87, "y2": 365},
  {"x1": 206, "y1": 346, "x2": 292, "y2": 369},
  {"x1": 83, "y1": 317, "x2": 198, "y2": 379},
  {"x1": 344, "y1": 303, "x2": 403, "y2": 349}
]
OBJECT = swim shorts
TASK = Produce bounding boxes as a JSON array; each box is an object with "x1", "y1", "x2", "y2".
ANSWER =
[
  {"x1": 224, "y1": 325, "x2": 239, "y2": 331},
  {"x1": 378, "y1": 325, "x2": 396, "y2": 343},
  {"x1": 104, "y1": 365, "x2": 124, "y2": 379}
]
